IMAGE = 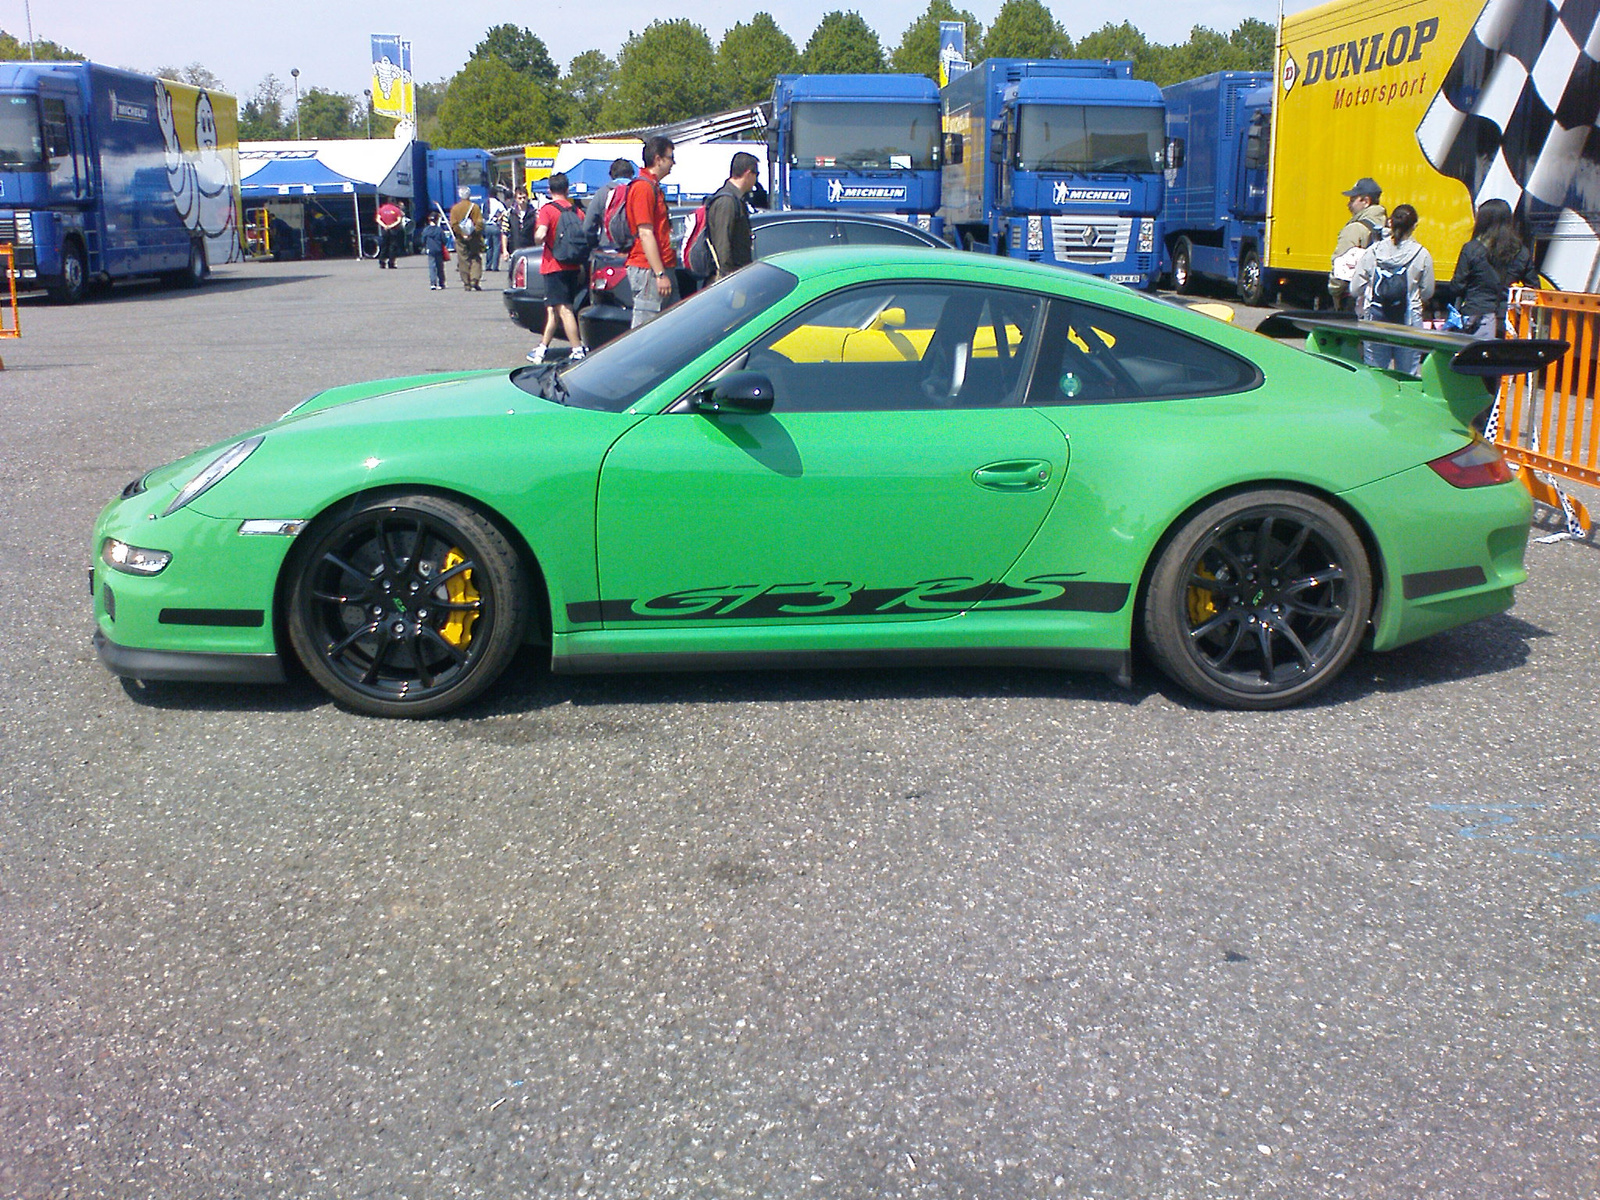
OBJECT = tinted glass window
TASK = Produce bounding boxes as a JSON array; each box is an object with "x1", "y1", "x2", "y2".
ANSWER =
[
  {"x1": 0, "y1": 96, "x2": 43, "y2": 172},
  {"x1": 1026, "y1": 301, "x2": 1260, "y2": 405},
  {"x1": 1016, "y1": 105, "x2": 1166, "y2": 173},
  {"x1": 742, "y1": 282, "x2": 1044, "y2": 412},
  {"x1": 522, "y1": 263, "x2": 798, "y2": 412},
  {"x1": 837, "y1": 220, "x2": 931, "y2": 247},
  {"x1": 753, "y1": 219, "x2": 837, "y2": 258},
  {"x1": 790, "y1": 102, "x2": 939, "y2": 170},
  {"x1": 41, "y1": 98, "x2": 70, "y2": 160}
]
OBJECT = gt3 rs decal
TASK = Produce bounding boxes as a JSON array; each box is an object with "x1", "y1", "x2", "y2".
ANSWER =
[{"x1": 566, "y1": 575, "x2": 1130, "y2": 624}]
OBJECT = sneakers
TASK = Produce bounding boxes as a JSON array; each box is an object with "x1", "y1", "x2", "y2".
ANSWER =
[
  {"x1": 569, "y1": 345, "x2": 589, "y2": 362},
  {"x1": 526, "y1": 344, "x2": 547, "y2": 364}
]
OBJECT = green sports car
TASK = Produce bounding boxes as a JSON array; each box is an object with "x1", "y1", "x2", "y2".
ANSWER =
[{"x1": 91, "y1": 248, "x2": 1560, "y2": 717}]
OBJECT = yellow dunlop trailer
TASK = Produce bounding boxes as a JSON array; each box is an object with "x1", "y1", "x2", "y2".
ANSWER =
[{"x1": 1267, "y1": 0, "x2": 1600, "y2": 300}]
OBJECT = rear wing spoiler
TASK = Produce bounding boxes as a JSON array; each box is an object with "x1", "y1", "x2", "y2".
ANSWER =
[{"x1": 1257, "y1": 311, "x2": 1569, "y2": 425}]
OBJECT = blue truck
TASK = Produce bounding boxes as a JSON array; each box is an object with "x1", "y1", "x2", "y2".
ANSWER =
[
  {"x1": 766, "y1": 74, "x2": 944, "y2": 236},
  {"x1": 422, "y1": 146, "x2": 491, "y2": 216},
  {"x1": 940, "y1": 59, "x2": 1166, "y2": 289},
  {"x1": 1160, "y1": 70, "x2": 1273, "y2": 304},
  {"x1": 0, "y1": 61, "x2": 243, "y2": 302}
]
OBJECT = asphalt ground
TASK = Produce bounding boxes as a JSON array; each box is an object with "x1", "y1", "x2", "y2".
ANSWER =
[{"x1": 1, "y1": 256, "x2": 1597, "y2": 1200}]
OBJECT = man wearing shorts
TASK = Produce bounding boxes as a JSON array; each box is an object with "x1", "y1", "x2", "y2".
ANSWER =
[{"x1": 525, "y1": 172, "x2": 589, "y2": 363}]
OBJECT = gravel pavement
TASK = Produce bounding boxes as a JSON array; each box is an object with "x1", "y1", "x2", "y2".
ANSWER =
[{"x1": 1, "y1": 258, "x2": 1597, "y2": 1200}]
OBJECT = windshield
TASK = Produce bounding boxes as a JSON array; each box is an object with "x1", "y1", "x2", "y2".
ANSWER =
[
  {"x1": 791, "y1": 102, "x2": 939, "y2": 170},
  {"x1": 0, "y1": 95, "x2": 43, "y2": 172},
  {"x1": 1016, "y1": 104, "x2": 1165, "y2": 174},
  {"x1": 515, "y1": 263, "x2": 799, "y2": 412}
]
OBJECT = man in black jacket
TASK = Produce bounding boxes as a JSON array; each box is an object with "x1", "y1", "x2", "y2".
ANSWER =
[{"x1": 704, "y1": 152, "x2": 760, "y2": 281}]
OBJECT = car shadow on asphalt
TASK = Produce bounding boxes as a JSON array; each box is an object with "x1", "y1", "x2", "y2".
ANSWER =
[{"x1": 112, "y1": 612, "x2": 1551, "y2": 719}]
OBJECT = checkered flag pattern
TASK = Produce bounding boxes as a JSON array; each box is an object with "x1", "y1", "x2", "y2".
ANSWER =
[{"x1": 1416, "y1": 0, "x2": 1600, "y2": 291}]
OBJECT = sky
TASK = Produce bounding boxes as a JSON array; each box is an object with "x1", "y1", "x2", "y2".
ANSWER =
[{"x1": 7, "y1": 0, "x2": 1318, "y2": 102}]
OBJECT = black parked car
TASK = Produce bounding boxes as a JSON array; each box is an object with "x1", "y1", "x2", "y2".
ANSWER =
[{"x1": 502, "y1": 210, "x2": 950, "y2": 346}]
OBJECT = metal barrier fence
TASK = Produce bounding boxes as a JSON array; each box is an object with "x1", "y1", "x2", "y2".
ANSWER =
[{"x1": 1495, "y1": 287, "x2": 1597, "y2": 538}]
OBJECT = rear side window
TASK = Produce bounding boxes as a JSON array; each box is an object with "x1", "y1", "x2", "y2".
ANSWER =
[
  {"x1": 753, "y1": 219, "x2": 836, "y2": 258},
  {"x1": 837, "y1": 220, "x2": 931, "y2": 247},
  {"x1": 1026, "y1": 300, "x2": 1261, "y2": 405}
]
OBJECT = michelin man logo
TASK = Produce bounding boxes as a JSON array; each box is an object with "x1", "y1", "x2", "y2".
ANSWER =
[
  {"x1": 155, "y1": 82, "x2": 239, "y2": 263},
  {"x1": 828, "y1": 177, "x2": 844, "y2": 204},
  {"x1": 373, "y1": 55, "x2": 410, "y2": 103}
]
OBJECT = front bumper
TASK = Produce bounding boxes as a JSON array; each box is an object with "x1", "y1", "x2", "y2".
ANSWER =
[{"x1": 94, "y1": 629, "x2": 286, "y2": 683}]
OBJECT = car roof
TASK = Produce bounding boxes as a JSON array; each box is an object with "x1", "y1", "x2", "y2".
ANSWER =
[{"x1": 758, "y1": 244, "x2": 1130, "y2": 297}]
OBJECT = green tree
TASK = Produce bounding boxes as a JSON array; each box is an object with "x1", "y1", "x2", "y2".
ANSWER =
[
  {"x1": 1230, "y1": 18, "x2": 1275, "y2": 70},
  {"x1": 1075, "y1": 22, "x2": 1166, "y2": 82},
  {"x1": 984, "y1": 0, "x2": 1071, "y2": 60},
  {"x1": 562, "y1": 50, "x2": 617, "y2": 133},
  {"x1": 152, "y1": 63, "x2": 226, "y2": 90},
  {"x1": 472, "y1": 24, "x2": 559, "y2": 85},
  {"x1": 0, "y1": 29, "x2": 83, "y2": 61},
  {"x1": 436, "y1": 55, "x2": 553, "y2": 148},
  {"x1": 1161, "y1": 26, "x2": 1248, "y2": 86},
  {"x1": 718, "y1": 14, "x2": 799, "y2": 108},
  {"x1": 891, "y1": 2, "x2": 982, "y2": 81},
  {"x1": 801, "y1": 11, "x2": 885, "y2": 74},
  {"x1": 239, "y1": 74, "x2": 286, "y2": 140},
  {"x1": 603, "y1": 20, "x2": 720, "y2": 129},
  {"x1": 296, "y1": 88, "x2": 359, "y2": 139}
]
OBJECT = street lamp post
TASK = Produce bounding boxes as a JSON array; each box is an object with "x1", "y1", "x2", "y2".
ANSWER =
[
  {"x1": 364, "y1": 89, "x2": 372, "y2": 139},
  {"x1": 291, "y1": 68, "x2": 301, "y2": 140}
]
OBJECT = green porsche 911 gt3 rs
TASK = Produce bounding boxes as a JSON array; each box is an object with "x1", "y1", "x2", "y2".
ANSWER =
[{"x1": 91, "y1": 248, "x2": 1561, "y2": 717}]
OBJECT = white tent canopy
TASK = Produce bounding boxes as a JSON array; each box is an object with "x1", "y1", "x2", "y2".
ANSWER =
[{"x1": 240, "y1": 139, "x2": 418, "y2": 198}]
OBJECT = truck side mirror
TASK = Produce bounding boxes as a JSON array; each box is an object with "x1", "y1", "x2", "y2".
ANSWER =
[
  {"x1": 1167, "y1": 137, "x2": 1185, "y2": 169},
  {"x1": 989, "y1": 131, "x2": 1005, "y2": 164},
  {"x1": 764, "y1": 127, "x2": 779, "y2": 154},
  {"x1": 944, "y1": 132, "x2": 964, "y2": 165}
]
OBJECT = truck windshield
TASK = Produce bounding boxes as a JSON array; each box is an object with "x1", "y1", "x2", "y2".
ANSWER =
[
  {"x1": 1017, "y1": 105, "x2": 1165, "y2": 174},
  {"x1": 791, "y1": 103, "x2": 939, "y2": 170},
  {"x1": 0, "y1": 96, "x2": 44, "y2": 172}
]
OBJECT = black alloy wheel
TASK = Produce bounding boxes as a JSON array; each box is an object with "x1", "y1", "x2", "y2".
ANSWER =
[
  {"x1": 288, "y1": 495, "x2": 529, "y2": 717},
  {"x1": 1143, "y1": 491, "x2": 1372, "y2": 709}
]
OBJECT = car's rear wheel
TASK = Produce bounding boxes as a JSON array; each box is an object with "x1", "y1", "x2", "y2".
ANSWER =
[
  {"x1": 288, "y1": 495, "x2": 529, "y2": 717},
  {"x1": 1142, "y1": 491, "x2": 1371, "y2": 709}
]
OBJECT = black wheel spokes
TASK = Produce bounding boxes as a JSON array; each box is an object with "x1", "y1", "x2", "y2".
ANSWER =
[
  {"x1": 1184, "y1": 510, "x2": 1353, "y2": 693},
  {"x1": 308, "y1": 513, "x2": 491, "y2": 701}
]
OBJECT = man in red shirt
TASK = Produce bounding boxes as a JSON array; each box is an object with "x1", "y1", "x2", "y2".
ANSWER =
[
  {"x1": 626, "y1": 135, "x2": 678, "y2": 328},
  {"x1": 525, "y1": 171, "x2": 588, "y2": 364}
]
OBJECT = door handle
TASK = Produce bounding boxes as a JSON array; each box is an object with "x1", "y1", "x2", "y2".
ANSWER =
[{"x1": 972, "y1": 459, "x2": 1051, "y2": 491}]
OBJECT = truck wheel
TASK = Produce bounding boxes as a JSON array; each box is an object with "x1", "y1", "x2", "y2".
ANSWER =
[
  {"x1": 1238, "y1": 249, "x2": 1270, "y2": 307},
  {"x1": 169, "y1": 240, "x2": 208, "y2": 288},
  {"x1": 49, "y1": 242, "x2": 88, "y2": 304},
  {"x1": 1171, "y1": 238, "x2": 1194, "y2": 293}
]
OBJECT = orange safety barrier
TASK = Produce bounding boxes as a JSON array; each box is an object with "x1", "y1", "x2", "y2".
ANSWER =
[
  {"x1": 0, "y1": 244, "x2": 20, "y2": 343},
  {"x1": 1495, "y1": 286, "x2": 1596, "y2": 538}
]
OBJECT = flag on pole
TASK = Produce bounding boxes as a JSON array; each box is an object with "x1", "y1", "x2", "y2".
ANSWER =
[{"x1": 370, "y1": 34, "x2": 414, "y2": 120}]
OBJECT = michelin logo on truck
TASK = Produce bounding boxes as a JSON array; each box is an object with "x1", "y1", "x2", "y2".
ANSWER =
[
  {"x1": 1052, "y1": 183, "x2": 1132, "y2": 205},
  {"x1": 827, "y1": 180, "x2": 910, "y2": 203}
]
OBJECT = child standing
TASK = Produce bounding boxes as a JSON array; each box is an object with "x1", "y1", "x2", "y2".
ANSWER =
[{"x1": 418, "y1": 211, "x2": 447, "y2": 291}]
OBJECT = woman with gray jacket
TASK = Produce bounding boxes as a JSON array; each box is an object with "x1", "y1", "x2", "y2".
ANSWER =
[{"x1": 1351, "y1": 203, "x2": 1434, "y2": 374}]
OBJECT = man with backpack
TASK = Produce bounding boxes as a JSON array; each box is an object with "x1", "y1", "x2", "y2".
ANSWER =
[
  {"x1": 623, "y1": 136, "x2": 679, "y2": 328},
  {"x1": 525, "y1": 172, "x2": 591, "y2": 364},
  {"x1": 699, "y1": 152, "x2": 760, "y2": 282},
  {"x1": 448, "y1": 186, "x2": 486, "y2": 291},
  {"x1": 584, "y1": 159, "x2": 636, "y2": 250}
]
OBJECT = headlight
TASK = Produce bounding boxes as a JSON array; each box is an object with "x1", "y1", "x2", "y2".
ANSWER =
[
  {"x1": 15, "y1": 212, "x2": 33, "y2": 246},
  {"x1": 163, "y1": 436, "x2": 264, "y2": 517},
  {"x1": 102, "y1": 538, "x2": 171, "y2": 576}
]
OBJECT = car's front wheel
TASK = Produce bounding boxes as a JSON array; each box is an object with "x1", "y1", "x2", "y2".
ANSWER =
[
  {"x1": 287, "y1": 494, "x2": 529, "y2": 717},
  {"x1": 1142, "y1": 491, "x2": 1372, "y2": 709}
]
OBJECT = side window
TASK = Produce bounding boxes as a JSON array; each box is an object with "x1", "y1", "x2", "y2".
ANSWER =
[
  {"x1": 837, "y1": 220, "x2": 930, "y2": 247},
  {"x1": 1026, "y1": 300, "x2": 1260, "y2": 405},
  {"x1": 41, "y1": 98, "x2": 71, "y2": 162},
  {"x1": 743, "y1": 282, "x2": 1044, "y2": 412},
  {"x1": 752, "y1": 219, "x2": 837, "y2": 258}
]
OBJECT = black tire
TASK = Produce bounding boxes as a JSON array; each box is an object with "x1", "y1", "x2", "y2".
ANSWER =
[
  {"x1": 1142, "y1": 490, "x2": 1372, "y2": 710},
  {"x1": 1237, "y1": 248, "x2": 1269, "y2": 307},
  {"x1": 1170, "y1": 237, "x2": 1194, "y2": 294},
  {"x1": 287, "y1": 494, "x2": 529, "y2": 717},
  {"x1": 49, "y1": 240, "x2": 88, "y2": 304},
  {"x1": 167, "y1": 239, "x2": 207, "y2": 288}
]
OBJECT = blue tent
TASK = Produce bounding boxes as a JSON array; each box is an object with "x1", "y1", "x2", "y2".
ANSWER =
[{"x1": 240, "y1": 156, "x2": 363, "y2": 198}]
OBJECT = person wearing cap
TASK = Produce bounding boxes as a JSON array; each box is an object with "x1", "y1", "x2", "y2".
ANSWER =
[{"x1": 1329, "y1": 177, "x2": 1388, "y2": 310}]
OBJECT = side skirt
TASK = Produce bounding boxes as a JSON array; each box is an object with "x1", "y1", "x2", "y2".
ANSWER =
[{"x1": 553, "y1": 645, "x2": 1132, "y2": 685}]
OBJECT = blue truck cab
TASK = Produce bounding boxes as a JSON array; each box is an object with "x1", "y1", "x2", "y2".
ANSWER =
[
  {"x1": 423, "y1": 146, "x2": 492, "y2": 217},
  {"x1": 1161, "y1": 70, "x2": 1273, "y2": 304},
  {"x1": 767, "y1": 74, "x2": 943, "y2": 236},
  {"x1": 941, "y1": 59, "x2": 1166, "y2": 288},
  {"x1": 0, "y1": 61, "x2": 243, "y2": 302}
]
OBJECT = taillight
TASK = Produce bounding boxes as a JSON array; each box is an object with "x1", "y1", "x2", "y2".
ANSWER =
[
  {"x1": 1428, "y1": 439, "x2": 1513, "y2": 488},
  {"x1": 512, "y1": 257, "x2": 526, "y2": 288}
]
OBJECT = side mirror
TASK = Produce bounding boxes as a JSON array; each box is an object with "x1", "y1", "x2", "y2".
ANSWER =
[
  {"x1": 944, "y1": 132, "x2": 964, "y2": 165},
  {"x1": 1167, "y1": 137, "x2": 1185, "y2": 169},
  {"x1": 989, "y1": 131, "x2": 1005, "y2": 164},
  {"x1": 693, "y1": 370, "x2": 774, "y2": 415},
  {"x1": 764, "y1": 127, "x2": 780, "y2": 154}
]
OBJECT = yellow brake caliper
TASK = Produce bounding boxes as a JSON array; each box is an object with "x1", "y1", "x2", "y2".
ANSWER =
[
  {"x1": 438, "y1": 548, "x2": 479, "y2": 648},
  {"x1": 1187, "y1": 564, "x2": 1218, "y2": 628}
]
